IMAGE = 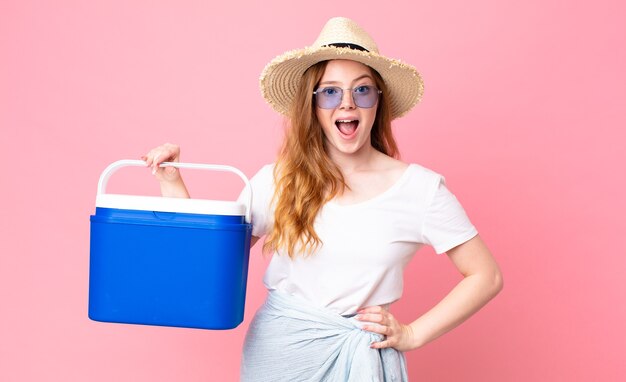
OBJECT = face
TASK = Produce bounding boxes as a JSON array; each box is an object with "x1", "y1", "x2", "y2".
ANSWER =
[{"x1": 314, "y1": 60, "x2": 379, "y2": 159}]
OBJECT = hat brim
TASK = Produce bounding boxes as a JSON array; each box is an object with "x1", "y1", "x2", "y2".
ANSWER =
[{"x1": 260, "y1": 46, "x2": 424, "y2": 120}]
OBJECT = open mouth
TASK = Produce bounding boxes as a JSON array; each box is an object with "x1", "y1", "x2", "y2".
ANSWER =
[{"x1": 335, "y1": 119, "x2": 359, "y2": 137}]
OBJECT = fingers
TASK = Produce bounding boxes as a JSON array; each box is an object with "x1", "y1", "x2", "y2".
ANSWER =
[
  {"x1": 369, "y1": 338, "x2": 391, "y2": 349},
  {"x1": 142, "y1": 143, "x2": 180, "y2": 176},
  {"x1": 356, "y1": 306, "x2": 387, "y2": 325},
  {"x1": 357, "y1": 313, "x2": 385, "y2": 325},
  {"x1": 361, "y1": 323, "x2": 389, "y2": 336},
  {"x1": 356, "y1": 306, "x2": 405, "y2": 350}
]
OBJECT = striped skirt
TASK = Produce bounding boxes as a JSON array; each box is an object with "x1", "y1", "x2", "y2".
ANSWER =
[{"x1": 241, "y1": 291, "x2": 408, "y2": 381}]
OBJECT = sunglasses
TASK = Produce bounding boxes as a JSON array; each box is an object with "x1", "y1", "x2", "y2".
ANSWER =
[{"x1": 313, "y1": 85, "x2": 382, "y2": 109}]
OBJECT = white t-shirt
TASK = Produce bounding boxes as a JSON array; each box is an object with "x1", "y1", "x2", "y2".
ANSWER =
[{"x1": 244, "y1": 163, "x2": 478, "y2": 315}]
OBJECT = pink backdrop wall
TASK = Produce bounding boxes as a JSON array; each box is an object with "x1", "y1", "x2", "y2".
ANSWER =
[{"x1": 1, "y1": 0, "x2": 624, "y2": 380}]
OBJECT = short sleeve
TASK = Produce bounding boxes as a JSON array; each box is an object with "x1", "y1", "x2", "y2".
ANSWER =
[
  {"x1": 421, "y1": 178, "x2": 478, "y2": 254},
  {"x1": 238, "y1": 164, "x2": 275, "y2": 238}
]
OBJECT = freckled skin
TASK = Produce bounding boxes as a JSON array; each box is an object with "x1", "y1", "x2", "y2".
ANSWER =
[{"x1": 315, "y1": 60, "x2": 379, "y2": 160}]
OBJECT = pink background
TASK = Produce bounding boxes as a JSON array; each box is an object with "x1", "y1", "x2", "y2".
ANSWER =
[{"x1": 1, "y1": 0, "x2": 625, "y2": 380}]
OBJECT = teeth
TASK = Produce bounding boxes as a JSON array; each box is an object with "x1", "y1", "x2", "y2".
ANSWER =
[{"x1": 336, "y1": 120, "x2": 356, "y2": 123}]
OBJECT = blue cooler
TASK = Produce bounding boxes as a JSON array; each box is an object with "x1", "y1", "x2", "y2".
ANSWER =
[{"x1": 88, "y1": 160, "x2": 252, "y2": 330}]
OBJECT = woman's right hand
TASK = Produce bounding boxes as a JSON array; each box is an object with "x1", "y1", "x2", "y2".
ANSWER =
[
  {"x1": 142, "y1": 143, "x2": 190, "y2": 198},
  {"x1": 142, "y1": 143, "x2": 182, "y2": 183}
]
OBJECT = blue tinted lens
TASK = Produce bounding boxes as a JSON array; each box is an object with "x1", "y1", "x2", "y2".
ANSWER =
[
  {"x1": 352, "y1": 86, "x2": 379, "y2": 108},
  {"x1": 315, "y1": 87, "x2": 343, "y2": 108}
]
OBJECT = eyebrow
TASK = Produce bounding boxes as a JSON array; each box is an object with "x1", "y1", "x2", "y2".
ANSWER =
[{"x1": 318, "y1": 74, "x2": 374, "y2": 86}]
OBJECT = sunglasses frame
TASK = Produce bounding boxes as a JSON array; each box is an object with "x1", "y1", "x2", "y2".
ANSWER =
[{"x1": 313, "y1": 85, "x2": 382, "y2": 109}]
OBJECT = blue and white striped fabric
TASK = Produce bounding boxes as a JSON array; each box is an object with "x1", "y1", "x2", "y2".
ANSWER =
[{"x1": 241, "y1": 291, "x2": 408, "y2": 381}]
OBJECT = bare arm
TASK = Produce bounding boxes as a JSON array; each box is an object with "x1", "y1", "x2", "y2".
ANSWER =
[
  {"x1": 405, "y1": 235, "x2": 502, "y2": 348},
  {"x1": 358, "y1": 235, "x2": 503, "y2": 351},
  {"x1": 142, "y1": 143, "x2": 190, "y2": 198}
]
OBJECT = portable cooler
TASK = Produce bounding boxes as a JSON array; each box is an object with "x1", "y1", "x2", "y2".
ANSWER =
[{"x1": 88, "y1": 160, "x2": 252, "y2": 330}]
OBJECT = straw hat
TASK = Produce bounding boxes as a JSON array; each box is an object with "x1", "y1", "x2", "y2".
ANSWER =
[{"x1": 259, "y1": 17, "x2": 424, "y2": 120}]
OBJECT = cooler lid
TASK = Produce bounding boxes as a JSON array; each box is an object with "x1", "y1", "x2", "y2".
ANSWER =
[
  {"x1": 96, "y1": 194, "x2": 245, "y2": 216},
  {"x1": 96, "y1": 160, "x2": 252, "y2": 222}
]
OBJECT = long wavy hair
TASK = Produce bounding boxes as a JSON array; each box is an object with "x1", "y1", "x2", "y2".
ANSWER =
[{"x1": 263, "y1": 60, "x2": 398, "y2": 257}]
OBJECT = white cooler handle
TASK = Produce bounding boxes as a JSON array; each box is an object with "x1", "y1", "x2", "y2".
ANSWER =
[{"x1": 97, "y1": 159, "x2": 252, "y2": 224}]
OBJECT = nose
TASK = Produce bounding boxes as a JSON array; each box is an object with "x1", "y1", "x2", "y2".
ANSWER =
[{"x1": 339, "y1": 89, "x2": 356, "y2": 110}]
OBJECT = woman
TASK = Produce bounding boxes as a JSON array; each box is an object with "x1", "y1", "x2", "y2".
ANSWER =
[{"x1": 143, "y1": 17, "x2": 502, "y2": 381}]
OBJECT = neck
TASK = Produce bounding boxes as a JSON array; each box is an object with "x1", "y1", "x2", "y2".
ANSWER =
[{"x1": 327, "y1": 142, "x2": 379, "y2": 174}]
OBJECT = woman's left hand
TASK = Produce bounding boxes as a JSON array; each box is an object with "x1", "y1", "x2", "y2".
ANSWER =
[{"x1": 356, "y1": 306, "x2": 416, "y2": 352}]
